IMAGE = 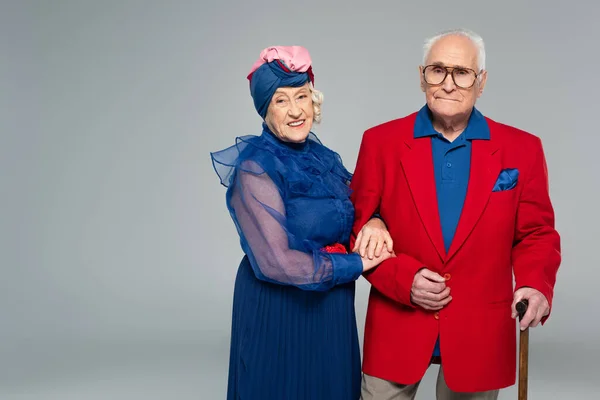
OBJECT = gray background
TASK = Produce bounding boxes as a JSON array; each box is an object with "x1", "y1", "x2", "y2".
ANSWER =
[{"x1": 2, "y1": 0, "x2": 598, "y2": 398}]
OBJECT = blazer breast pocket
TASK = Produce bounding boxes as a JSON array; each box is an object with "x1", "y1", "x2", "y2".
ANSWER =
[{"x1": 492, "y1": 168, "x2": 519, "y2": 192}]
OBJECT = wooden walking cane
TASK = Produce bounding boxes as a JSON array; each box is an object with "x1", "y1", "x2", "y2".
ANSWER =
[{"x1": 516, "y1": 299, "x2": 529, "y2": 400}]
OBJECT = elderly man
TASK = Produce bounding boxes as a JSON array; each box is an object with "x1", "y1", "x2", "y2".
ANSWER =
[{"x1": 349, "y1": 28, "x2": 561, "y2": 399}]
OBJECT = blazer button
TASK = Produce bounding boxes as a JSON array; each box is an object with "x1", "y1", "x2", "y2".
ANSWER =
[
  {"x1": 434, "y1": 312, "x2": 440, "y2": 320},
  {"x1": 444, "y1": 273, "x2": 451, "y2": 281}
]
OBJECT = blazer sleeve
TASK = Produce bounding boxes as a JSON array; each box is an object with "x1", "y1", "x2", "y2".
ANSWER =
[
  {"x1": 349, "y1": 130, "x2": 424, "y2": 307},
  {"x1": 512, "y1": 137, "x2": 561, "y2": 323}
]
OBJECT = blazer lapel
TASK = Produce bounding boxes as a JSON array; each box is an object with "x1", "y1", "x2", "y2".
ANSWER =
[
  {"x1": 400, "y1": 136, "x2": 446, "y2": 261},
  {"x1": 446, "y1": 139, "x2": 501, "y2": 261}
]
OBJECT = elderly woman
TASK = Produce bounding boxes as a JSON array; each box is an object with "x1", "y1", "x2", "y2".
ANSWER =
[{"x1": 211, "y1": 46, "x2": 392, "y2": 400}]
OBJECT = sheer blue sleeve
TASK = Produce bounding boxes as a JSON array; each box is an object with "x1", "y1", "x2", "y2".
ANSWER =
[{"x1": 228, "y1": 163, "x2": 363, "y2": 291}]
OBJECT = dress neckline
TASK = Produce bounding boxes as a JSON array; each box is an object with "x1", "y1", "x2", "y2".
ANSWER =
[{"x1": 260, "y1": 123, "x2": 311, "y2": 153}]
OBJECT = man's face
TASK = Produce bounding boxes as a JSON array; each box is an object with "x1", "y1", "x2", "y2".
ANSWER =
[{"x1": 419, "y1": 35, "x2": 487, "y2": 121}]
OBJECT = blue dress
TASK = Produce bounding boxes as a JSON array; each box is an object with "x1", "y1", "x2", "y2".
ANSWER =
[{"x1": 211, "y1": 124, "x2": 364, "y2": 399}]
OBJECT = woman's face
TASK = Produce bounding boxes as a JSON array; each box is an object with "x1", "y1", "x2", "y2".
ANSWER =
[{"x1": 265, "y1": 83, "x2": 314, "y2": 143}]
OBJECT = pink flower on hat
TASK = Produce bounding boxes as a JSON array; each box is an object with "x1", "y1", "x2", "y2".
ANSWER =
[{"x1": 247, "y1": 46, "x2": 314, "y2": 83}]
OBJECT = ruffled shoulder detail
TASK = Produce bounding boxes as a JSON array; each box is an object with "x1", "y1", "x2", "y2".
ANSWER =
[
  {"x1": 210, "y1": 127, "x2": 353, "y2": 200},
  {"x1": 210, "y1": 135, "x2": 269, "y2": 188}
]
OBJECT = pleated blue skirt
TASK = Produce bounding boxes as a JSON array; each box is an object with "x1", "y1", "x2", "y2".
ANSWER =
[{"x1": 227, "y1": 256, "x2": 362, "y2": 399}]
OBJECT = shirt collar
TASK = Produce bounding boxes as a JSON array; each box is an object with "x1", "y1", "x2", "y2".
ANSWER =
[{"x1": 414, "y1": 104, "x2": 490, "y2": 140}]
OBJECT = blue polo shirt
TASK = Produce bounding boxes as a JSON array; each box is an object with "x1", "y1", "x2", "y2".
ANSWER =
[{"x1": 413, "y1": 105, "x2": 490, "y2": 357}]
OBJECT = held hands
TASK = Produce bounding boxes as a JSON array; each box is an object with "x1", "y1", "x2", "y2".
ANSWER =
[
  {"x1": 353, "y1": 217, "x2": 395, "y2": 272},
  {"x1": 353, "y1": 217, "x2": 393, "y2": 260},
  {"x1": 410, "y1": 268, "x2": 452, "y2": 310},
  {"x1": 512, "y1": 287, "x2": 550, "y2": 331}
]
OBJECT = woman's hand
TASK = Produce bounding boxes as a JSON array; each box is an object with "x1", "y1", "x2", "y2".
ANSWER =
[{"x1": 361, "y1": 248, "x2": 395, "y2": 272}]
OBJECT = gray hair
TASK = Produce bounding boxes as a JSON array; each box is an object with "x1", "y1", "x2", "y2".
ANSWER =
[{"x1": 423, "y1": 28, "x2": 486, "y2": 72}]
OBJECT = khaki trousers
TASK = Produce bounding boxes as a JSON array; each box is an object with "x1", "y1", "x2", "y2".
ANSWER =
[{"x1": 361, "y1": 366, "x2": 499, "y2": 400}]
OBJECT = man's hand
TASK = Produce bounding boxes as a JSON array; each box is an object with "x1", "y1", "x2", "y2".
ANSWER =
[
  {"x1": 353, "y1": 217, "x2": 393, "y2": 260},
  {"x1": 512, "y1": 287, "x2": 550, "y2": 330},
  {"x1": 410, "y1": 268, "x2": 452, "y2": 310}
]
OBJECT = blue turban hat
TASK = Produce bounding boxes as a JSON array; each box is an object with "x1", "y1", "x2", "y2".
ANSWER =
[{"x1": 246, "y1": 46, "x2": 315, "y2": 119}]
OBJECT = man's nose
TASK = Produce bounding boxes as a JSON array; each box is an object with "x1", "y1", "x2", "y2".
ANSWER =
[{"x1": 442, "y1": 72, "x2": 456, "y2": 91}]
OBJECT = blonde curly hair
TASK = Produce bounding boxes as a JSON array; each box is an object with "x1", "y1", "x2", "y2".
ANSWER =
[{"x1": 309, "y1": 82, "x2": 324, "y2": 123}]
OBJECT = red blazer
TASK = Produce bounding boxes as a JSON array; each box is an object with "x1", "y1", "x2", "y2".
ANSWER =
[{"x1": 349, "y1": 112, "x2": 561, "y2": 392}]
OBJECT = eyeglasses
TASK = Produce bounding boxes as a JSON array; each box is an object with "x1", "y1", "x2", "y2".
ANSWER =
[{"x1": 422, "y1": 65, "x2": 481, "y2": 89}]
